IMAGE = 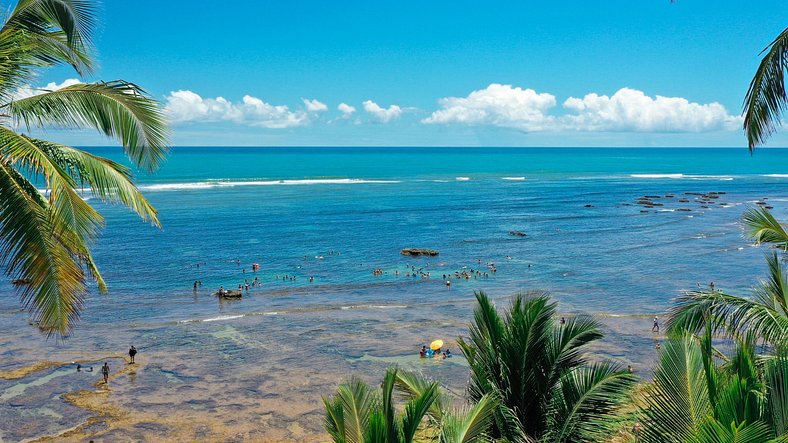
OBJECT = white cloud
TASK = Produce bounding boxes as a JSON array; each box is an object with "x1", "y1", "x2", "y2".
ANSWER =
[
  {"x1": 165, "y1": 90, "x2": 309, "y2": 128},
  {"x1": 363, "y1": 100, "x2": 402, "y2": 122},
  {"x1": 12, "y1": 78, "x2": 82, "y2": 100},
  {"x1": 562, "y1": 88, "x2": 741, "y2": 132},
  {"x1": 303, "y1": 98, "x2": 328, "y2": 113},
  {"x1": 423, "y1": 84, "x2": 557, "y2": 131},
  {"x1": 338, "y1": 102, "x2": 356, "y2": 117},
  {"x1": 424, "y1": 84, "x2": 741, "y2": 133}
]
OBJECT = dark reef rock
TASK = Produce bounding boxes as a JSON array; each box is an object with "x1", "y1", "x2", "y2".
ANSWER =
[
  {"x1": 401, "y1": 248, "x2": 440, "y2": 256},
  {"x1": 508, "y1": 231, "x2": 527, "y2": 237},
  {"x1": 213, "y1": 290, "x2": 242, "y2": 299}
]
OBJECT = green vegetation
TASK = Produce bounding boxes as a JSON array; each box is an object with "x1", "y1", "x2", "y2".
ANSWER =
[
  {"x1": 638, "y1": 330, "x2": 788, "y2": 442},
  {"x1": 326, "y1": 231, "x2": 788, "y2": 442},
  {"x1": 668, "y1": 207, "x2": 788, "y2": 345},
  {"x1": 0, "y1": 0, "x2": 168, "y2": 336},
  {"x1": 744, "y1": 26, "x2": 788, "y2": 151},
  {"x1": 323, "y1": 367, "x2": 498, "y2": 443},
  {"x1": 459, "y1": 291, "x2": 636, "y2": 442}
]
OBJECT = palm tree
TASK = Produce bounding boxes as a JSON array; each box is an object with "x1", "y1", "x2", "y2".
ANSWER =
[
  {"x1": 0, "y1": 0, "x2": 168, "y2": 336},
  {"x1": 323, "y1": 367, "x2": 498, "y2": 443},
  {"x1": 668, "y1": 207, "x2": 788, "y2": 345},
  {"x1": 743, "y1": 26, "x2": 788, "y2": 150},
  {"x1": 457, "y1": 291, "x2": 636, "y2": 442},
  {"x1": 639, "y1": 328, "x2": 788, "y2": 442}
]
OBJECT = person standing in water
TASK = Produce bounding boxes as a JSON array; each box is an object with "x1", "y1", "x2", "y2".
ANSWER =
[
  {"x1": 129, "y1": 346, "x2": 137, "y2": 364},
  {"x1": 652, "y1": 316, "x2": 660, "y2": 333},
  {"x1": 101, "y1": 362, "x2": 110, "y2": 383}
]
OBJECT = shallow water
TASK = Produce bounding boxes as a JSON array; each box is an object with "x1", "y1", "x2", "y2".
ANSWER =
[{"x1": 1, "y1": 147, "x2": 786, "y2": 441}]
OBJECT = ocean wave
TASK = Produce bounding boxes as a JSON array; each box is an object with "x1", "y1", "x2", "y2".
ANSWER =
[
  {"x1": 630, "y1": 173, "x2": 685, "y2": 179},
  {"x1": 202, "y1": 314, "x2": 244, "y2": 322},
  {"x1": 763, "y1": 174, "x2": 788, "y2": 178},
  {"x1": 455, "y1": 177, "x2": 471, "y2": 181},
  {"x1": 501, "y1": 177, "x2": 526, "y2": 181},
  {"x1": 630, "y1": 173, "x2": 734, "y2": 180},
  {"x1": 140, "y1": 178, "x2": 400, "y2": 191}
]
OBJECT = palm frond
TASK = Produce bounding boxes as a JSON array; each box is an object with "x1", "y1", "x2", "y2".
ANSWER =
[
  {"x1": 324, "y1": 377, "x2": 378, "y2": 443},
  {"x1": 1, "y1": 0, "x2": 96, "y2": 76},
  {"x1": 744, "y1": 26, "x2": 788, "y2": 150},
  {"x1": 546, "y1": 362, "x2": 636, "y2": 443},
  {"x1": 0, "y1": 161, "x2": 85, "y2": 336},
  {"x1": 668, "y1": 288, "x2": 788, "y2": 346},
  {"x1": 401, "y1": 381, "x2": 439, "y2": 443},
  {"x1": 6, "y1": 81, "x2": 170, "y2": 172},
  {"x1": 31, "y1": 138, "x2": 160, "y2": 224},
  {"x1": 743, "y1": 207, "x2": 788, "y2": 250},
  {"x1": 640, "y1": 335, "x2": 712, "y2": 442},
  {"x1": 764, "y1": 348, "x2": 788, "y2": 435},
  {"x1": 394, "y1": 369, "x2": 447, "y2": 420},
  {"x1": 439, "y1": 394, "x2": 498, "y2": 443}
]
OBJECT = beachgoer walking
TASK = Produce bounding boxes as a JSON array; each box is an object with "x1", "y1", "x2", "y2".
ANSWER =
[
  {"x1": 652, "y1": 316, "x2": 659, "y2": 333},
  {"x1": 101, "y1": 362, "x2": 109, "y2": 383},
  {"x1": 129, "y1": 346, "x2": 137, "y2": 364}
]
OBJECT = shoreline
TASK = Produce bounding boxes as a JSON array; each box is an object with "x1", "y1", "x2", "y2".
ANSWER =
[{"x1": 3, "y1": 310, "x2": 669, "y2": 442}]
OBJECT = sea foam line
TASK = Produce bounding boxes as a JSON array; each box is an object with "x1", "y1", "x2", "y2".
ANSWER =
[
  {"x1": 501, "y1": 177, "x2": 526, "y2": 181},
  {"x1": 140, "y1": 178, "x2": 400, "y2": 191},
  {"x1": 630, "y1": 173, "x2": 734, "y2": 181}
]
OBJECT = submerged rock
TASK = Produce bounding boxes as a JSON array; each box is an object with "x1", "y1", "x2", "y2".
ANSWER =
[
  {"x1": 401, "y1": 248, "x2": 439, "y2": 256},
  {"x1": 213, "y1": 290, "x2": 242, "y2": 299}
]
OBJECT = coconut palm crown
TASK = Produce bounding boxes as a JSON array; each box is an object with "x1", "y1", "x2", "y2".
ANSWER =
[{"x1": 0, "y1": 0, "x2": 169, "y2": 337}]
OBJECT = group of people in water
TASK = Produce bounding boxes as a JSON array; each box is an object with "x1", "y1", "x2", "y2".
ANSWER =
[{"x1": 420, "y1": 345, "x2": 453, "y2": 359}]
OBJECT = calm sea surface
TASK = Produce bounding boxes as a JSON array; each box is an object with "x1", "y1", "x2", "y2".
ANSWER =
[{"x1": 1, "y1": 147, "x2": 787, "y2": 441}]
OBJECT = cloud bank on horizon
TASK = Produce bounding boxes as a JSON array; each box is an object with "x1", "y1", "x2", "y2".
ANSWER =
[
  {"x1": 162, "y1": 83, "x2": 742, "y2": 133},
  {"x1": 15, "y1": 79, "x2": 745, "y2": 145}
]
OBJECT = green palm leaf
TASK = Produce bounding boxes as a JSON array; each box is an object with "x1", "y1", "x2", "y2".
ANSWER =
[
  {"x1": 668, "y1": 255, "x2": 788, "y2": 345},
  {"x1": 743, "y1": 26, "x2": 788, "y2": 150},
  {"x1": 0, "y1": 0, "x2": 169, "y2": 337},
  {"x1": 323, "y1": 377, "x2": 378, "y2": 443},
  {"x1": 743, "y1": 207, "x2": 788, "y2": 250},
  {"x1": 547, "y1": 362, "x2": 637, "y2": 443},
  {"x1": 640, "y1": 335, "x2": 712, "y2": 442},
  {"x1": 7, "y1": 81, "x2": 169, "y2": 172},
  {"x1": 0, "y1": 161, "x2": 85, "y2": 336},
  {"x1": 439, "y1": 394, "x2": 498, "y2": 443}
]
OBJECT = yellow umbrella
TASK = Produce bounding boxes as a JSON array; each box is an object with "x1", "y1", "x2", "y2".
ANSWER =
[{"x1": 430, "y1": 340, "x2": 444, "y2": 351}]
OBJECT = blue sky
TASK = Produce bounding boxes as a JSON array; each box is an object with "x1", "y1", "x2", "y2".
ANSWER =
[{"x1": 34, "y1": 0, "x2": 788, "y2": 147}]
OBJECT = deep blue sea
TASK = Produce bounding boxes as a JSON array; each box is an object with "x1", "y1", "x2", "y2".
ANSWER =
[{"x1": 2, "y1": 147, "x2": 788, "y2": 441}]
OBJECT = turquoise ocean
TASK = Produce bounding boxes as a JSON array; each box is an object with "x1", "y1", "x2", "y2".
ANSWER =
[{"x1": 2, "y1": 147, "x2": 788, "y2": 441}]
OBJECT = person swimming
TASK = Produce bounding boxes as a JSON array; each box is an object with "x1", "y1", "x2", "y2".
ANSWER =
[{"x1": 419, "y1": 346, "x2": 427, "y2": 358}]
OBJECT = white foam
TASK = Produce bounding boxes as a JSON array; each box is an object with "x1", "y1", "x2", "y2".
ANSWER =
[
  {"x1": 502, "y1": 177, "x2": 526, "y2": 181},
  {"x1": 630, "y1": 174, "x2": 684, "y2": 179},
  {"x1": 630, "y1": 173, "x2": 733, "y2": 181},
  {"x1": 763, "y1": 174, "x2": 788, "y2": 178},
  {"x1": 202, "y1": 314, "x2": 244, "y2": 322},
  {"x1": 140, "y1": 178, "x2": 400, "y2": 191},
  {"x1": 455, "y1": 177, "x2": 471, "y2": 181}
]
